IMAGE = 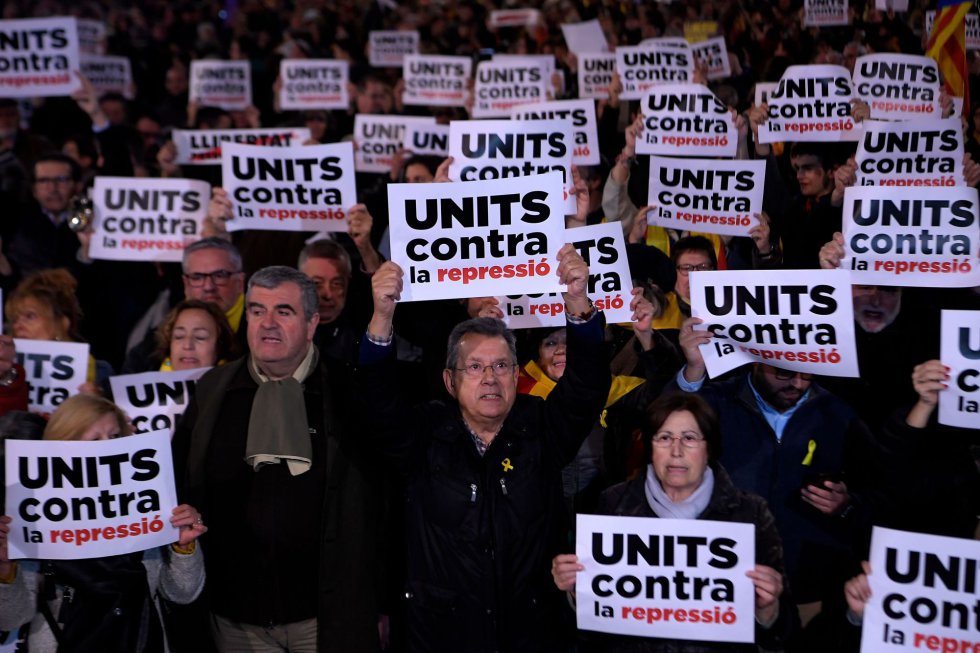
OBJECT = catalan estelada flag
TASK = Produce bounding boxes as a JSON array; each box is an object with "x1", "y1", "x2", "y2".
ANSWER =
[{"x1": 925, "y1": 0, "x2": 972, "y2": 116}]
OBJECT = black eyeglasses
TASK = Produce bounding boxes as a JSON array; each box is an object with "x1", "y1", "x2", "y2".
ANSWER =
[
  {"x1": 34, "y1": 176, "x2": 73, "y2": 186},
  {"x1": 676, "y1": 264, "x2": 714, "y2": 275},
  {"x1": 771, "y1": 369, "x2": 813, "y2": 381},
  {"x1": 183, "y1": 270, "x2": 239, "y2": 287},
  {"x1": 454, "y1": 361, "x2": 516, "y2": 378}
]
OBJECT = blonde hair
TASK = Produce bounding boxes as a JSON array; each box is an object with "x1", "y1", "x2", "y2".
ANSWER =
[
  {"x1": 6, "y1": 268, "x2": 83, "y2": 342},
  {"x1": 43, "y1": 395, "x2": 131, "y2": 441}
]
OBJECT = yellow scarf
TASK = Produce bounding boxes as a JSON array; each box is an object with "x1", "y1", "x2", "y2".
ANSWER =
[
  {"x1": 226, "y1": 292, "x2": 245, "y2": 333},
  {"x1": 522, "y1": 360, "x2": 645, "y2": 426}
]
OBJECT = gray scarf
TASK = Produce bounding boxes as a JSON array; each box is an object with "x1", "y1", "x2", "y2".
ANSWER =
[{"x1": 644, "y1": 463, "x2": 714, "y2": 519}]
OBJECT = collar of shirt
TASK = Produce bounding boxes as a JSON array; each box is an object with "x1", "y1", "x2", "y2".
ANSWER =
[{"x1": 747, "y1": 375, "x2": 810, "y2": 442}]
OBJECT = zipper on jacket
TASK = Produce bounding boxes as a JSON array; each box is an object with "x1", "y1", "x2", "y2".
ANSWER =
[
  {"x1": 470, "y1": 483, "x2": 478, "y2": 502},
  {"x1": 499, "y1": 477, "x2": 508, "y2": 496}
]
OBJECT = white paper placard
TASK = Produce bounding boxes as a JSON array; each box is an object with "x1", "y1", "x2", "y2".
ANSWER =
[
  {"x1": 278, "y1": 59, "x2": 349, "y2": 110},
  {"x1": 852, "y1": 54, "x2": 940, "y2": 120},
  {"x1": 511, "y1": 99, "x2": 600, "y2": 165},
  {"x1": 354, "y1": 114, "x2": 436, "y2": 174},
  {"x1": 875, "y1": 0, "x2": 908, "y2": 10},
  {"x1": 561, "y1": 19, "x2": 608, "y2": 53},
  {"x1": 171, "y1": 127, "x2": 311, "y2": 166},
  {"x1": 472, "y1": 59, "x2": 550, "y2": 118},
  {"x1": 578, "y1": 53, "x2": 616, "y2": 100},
  {"x1": 691, "y1": 36, "x2": 731, "y2": 80},
  {"x1": 615, "y1": 44, "x2": 694, "y2": 101},
  {"x1": 14, "y1": 339, "x2": 89, "y2": 414},
  {"x1": 0, "y1": 17, "x2": 81, "y2": 97},
  {"x1": 488, "y1": 9, "x2": 543, "y2": 29},
  {"x1": 402, "y1": 54, "x2": 471, "y2": 107},
  {"x1": 758, "y1": 65, "x2": 861, "y2": 143},
  {"x1": 368, "y1": 30, "x2": 419, "y2": 68},
  {"x1": 637, "y1": 83, "x2": 737, "y2": 158},
  {"x1": 110, "y1": 368, "x2": 211, "y2": 437},
  {"x1": 189, "y1": 60, "x2": 251, "y2": 111},
  {"x1": 804, "y1": 0, "x2": 849, "y2": 27},
  {"x1": 75, "y1": 18, "x2": 106, "y2": 55},
  {"x1": 402, "y1": 121, "x2": 449, "y2": 157},
  {"x1": 938, "y1": 310, "x2": 980, "y2": 429},
  {"x1": 855, "y1": 118, "x2": 963, "y2": 188},
  {"x1": 80, "y1": 54, "x2": 133, "y2": 99},
  {"x1": 754, "y1": 82, "x2": 779, "y2": 107}
]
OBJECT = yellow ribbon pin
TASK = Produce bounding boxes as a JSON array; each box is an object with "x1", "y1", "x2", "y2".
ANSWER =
[
  {"x1": 501, "y1": 458, "x2": 514, "y2": 472},
  {"x1": 802, "y1": 440, "x2": 816, "y2": 466}
]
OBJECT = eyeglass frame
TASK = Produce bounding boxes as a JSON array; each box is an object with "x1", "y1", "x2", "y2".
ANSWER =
[
  {"x1": 182, "y1": 269, "x2": 241, "y2": 287},
  {"x1": 675, "y1": 263, "x2": 714, "y2": 275},
  {"x1": 650, "y1": 433, "x2": 706, "y2": 449},
  {"x1": 770, "y1": 368, "x2": 814, "y2": 381},
  {"x1": 453, "y1": 361, "x2": 517, "y2": 378},
  {"x1": 34, "y1": 176, "x2": 74, "y2": 186}
]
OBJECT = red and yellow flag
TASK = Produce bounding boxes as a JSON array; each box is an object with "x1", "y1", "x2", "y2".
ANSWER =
[{"x1": 926, "y1": 0, "x2": 972, "y2": 116}]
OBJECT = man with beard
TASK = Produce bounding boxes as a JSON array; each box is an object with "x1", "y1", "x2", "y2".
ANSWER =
[{"x1": 670, "y1": 318, "x2": 885, "y2": 628}]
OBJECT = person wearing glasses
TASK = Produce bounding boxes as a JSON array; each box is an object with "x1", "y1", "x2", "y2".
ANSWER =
[
  {"x1": 645, "y1": 236, "x2": 717, "y2": 352},
  {"x1": 356, "y1": 246, "x2": 615, "y2": 652},
  {"x1": 551, "y1": 393, "x2": 790, "y2": 652},
  {"x1": 671, "y1": 317, "x2": 885, "y2": 633}
]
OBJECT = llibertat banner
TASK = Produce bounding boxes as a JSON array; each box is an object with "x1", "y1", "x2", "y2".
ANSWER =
[
  {"x1": 472, "y1": 59, "x2": 550, "y2": 118},
  {"x1": 758, "y1": 65, "x2": 861, "y2": 143},
  {"x1": 354, "y1": 114, "x2": 436, "y2": 173},
  {"x1": 690, "y1": 269, "x2": 859, "y2": 378},
  {"x1": 637, "y1": 83, "x2": 737, "y2": 157},
  {"x1": 855, "y1": 118, "x2": 964, "y2": 188},
  {"x1": 278, "y1": 59, "x2": 349, "y2": 110},
  {"x1": 840, "y1": 186, "x2": 980, "y2": 287},
  {"x1": 577, "y1": 53, "x2": 616, "y2": 100},
  {"x1": 188, "y1": 60, "x2": 251, "y2": 111},
  {"x1": 368, "y1": 30, "x2": 419, "y2": 68},
  {"x1": 615, "y1": 43, "x2": 694, "y2": 101},
  {"x1": 576, "y1": 515, "x2": 755, "y2": 643},
  {"x1": 4, "y1": 431, "x2": 179, "y2": 560},
  {"x1": 646, "y1": 156, "x2": 764, "y2": 237},
  {"x1": 511, "y1": 99, "x2": 600, "y2": 165},
  {"x1": 172, "y1": 127, "x2": 311, "y2": 166},
  {"x1": 402, "y1": 54, "x2": 471, "y2": 107},
  {"x1": 14, "y1": 339, "x2": 89, "y2": 415},
  {"x1": 387, "y1": 172, "x2": 566, "y2": 302},
  {"x1": 89, "y1": 177, "x2": 210, "y2": 262},
  {"x1": 938, "y1": 310, "x2": 980, "y2": 429},
  {"x1": 222, "y1": 141, "x2": 356, "y2": 232},
  {"x1": 852, "y1": 54, "x2": 940, "y2": 120},
  {"x1": 0, "y1": 17, "x2": 80, "y2": 97},
  {"x1": 498, "y1": 223, "x2": 635, "y2": 328},
  {"x1": 109, "y1": 368, "x2": 211, "y2": 437}
]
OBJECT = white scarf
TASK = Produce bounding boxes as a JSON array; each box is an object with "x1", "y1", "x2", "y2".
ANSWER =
[{"x1": 644, "y1": 464, "x2": 714, "y2": 519}]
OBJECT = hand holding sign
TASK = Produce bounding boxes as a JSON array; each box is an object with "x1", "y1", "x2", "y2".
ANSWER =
[
  {"x1": 170, "y1": 504, "x2": 207, "y2": 547},
  {"x1": 679, "y1": 316, "x2": 710, "y2": 382},
  {"x1": 746, "y1": 564, "x2": 783, "y2": 627},
  {"x1": 368, "y1": 261, "x2": 404, "y2": 340},
  {"x1": 551, "y1": 553, "x2": 583, "y2": 594},
  {"x1": 748, "y1": 212, "x2": 772, "y2": 256},
  {"x1": 844, "y1": 561, "x2": 872, "y2": 620},
  {"x1": 831, "y1": 157, "x2": 857, "y2": 208},
  {"x1": 204, "y1": 188, "x2": 232, "y2": 237},
  {"x1": 556, "y1": 243, "x2": 589, "y2": 314},
  {"x1": 631, "y1": 288, "x2": 656, "y2": 351},
  {"x1": 907, "y1": 359, "x2": 951, "y2": 430},
  {"x1": 819, "y1": 232, "x2": 846, "y2": 270}
]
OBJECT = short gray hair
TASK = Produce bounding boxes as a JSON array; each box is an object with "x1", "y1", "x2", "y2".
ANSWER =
[
  {"x1": 183, "y1": 237, "x2": 242, "y2": 274},
  {"x1": 297, "y1": 239, "x2": 352, "y2": 279},
  {"x1": 247, "y1": 266, "x2": 318, "y2": 321},
  {"x1": 445, "y1": 317, "x2": 517, "y2": 369}
]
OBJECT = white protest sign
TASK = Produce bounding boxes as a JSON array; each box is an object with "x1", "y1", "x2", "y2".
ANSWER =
[
  {"x1": 637, "y1": 83, "x2": 737, "y2": 157},
  {"x1": 876, "y1": 0, "x2": 908, "y2": 10},
  {"x1": 80, "y1": 54, "x2": 133, "y2": 99},
  {"x1": 692, "y1": 37, "x2": 731, "y2": 81},
  {"x1": 615, "y1": 43, "x2": 694, "y2": 101},
  {"x1": 110, "y1": 368, "x2": 210, "y2": 437},
  {"x1": 189, "y1": 60, "x2": 251, "y2": 111},
  {"x1": 852, "y1": 54, "x2": 940, "y2": 120},
  {"x1": 223, "y1": 141, "x2": 355, "y2": 232},
  {"x1": 75, "y1": 18, "x2": 106, "y2": 55},
  {"x1": 561, "y1": 19, "x2": 608, "y2": 53},
  {"x1": 939, "y1": 310, "x2": 980, "y2": 428},
  {"x1": 278, "y1": 59, "x2": 349, "y2": 110},
  {"x1": 171, "y1": 127, "x2": 311, "y2": 166},
  {"x1": 575, "y1": 514, "x2": 755, "y2": 642},
  {"x1": 472, "y1": 59, "x2": 550, "y2": 118},
  {"x1": 804, "y1": 0, "x2": 849, "y2": 27},
  {"x1": 925, "y1": 12, "x2": 980, "y2": 52},
  {"x1": 511, "y1": 99, "x2": 600, "y2": 165},
  {"x1": 641, "y1": 37, "x2": 691, "y2": 50},
  {"x1": 578, "y1": 53, "x2": 616, "y2": 100},
  {"x1": 758, "y1": 65, "x2": 861, "y2": 143},
  {"x1": 840, "y1": 186, "x2": 980, "y2": 287},
  {"x1": 498, "y1": 223, "x2": 635, "y2": 328},
  {"x1": 402, "y1": 121, "x2": 449, "y2": 157},
  {"x1": 754, "y1": 82, "x2": 779, "y2": 107},
  {"x1": 0, "y1": 17, "x2": 80, "y2": 98},
  {"x1": 488, "y1": 9, "x2": 543, "y2": 29},
  {"x1": 354, "y1": 114, "x2": 435, "y2": 173},
  {"x1": 14, "y1": 339, "x2": 89, "y2": 415},
  {"x1": 448, "y1": 118, "x2": 575, "y2": 214},
  {"x1": 690, "y1": 269, "x2": 859, "y2": 378},
  {"x1": 862, "y1": 527, "x2": 980, "y2": 653},
  {"x1": 4, "y1": 431, "x2": 179, "y2": 560},
  {"x1": 387, "y1": 172, "x2": 566, "y2": 302},
  {"x1": 89, "y1": 177, "x2": 210, "y2": 262},
  {"x1": 402, "y1": 54, "x2": 471, "y2": 107},
  {"x1": 647, "y1": 157, "x2": 764, "y2": 237},
  {"x1": 368, "y1": 30, "x2": 419, "y2": 68},
  {"x1": 855, "y1": 118, "x2": 964, "y2": 188}
]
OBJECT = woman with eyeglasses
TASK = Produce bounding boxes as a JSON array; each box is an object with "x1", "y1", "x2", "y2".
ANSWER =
[{"x1": 552, "y1": 393, "x2": 790, "y2": 652}]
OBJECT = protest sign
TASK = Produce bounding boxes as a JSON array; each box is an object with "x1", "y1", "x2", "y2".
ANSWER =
[
  {"x1": 758, "y1": 65, "x2": 861, "y2": 143},
  {"x1": 561, "y1": 19, "x2": 608, "y2": 53},
  {"x1": 402, "y1": 54, "x2": 471, "y2": 107},
  {"x1": 354, "y1": 114, "x2": 436, "y2": 173},
  {"x1": 14, "y1": 339, "x2": 89, "y2": 414},
  {"x1": 575, "y1": 515, "x2": 755, "y2": 643},
  {"x1": 387, "y1": 172, "x2": 566, "y2": 302},
  {"x1": 80, "y1": 54, "x2": 133, "y2": 99},
  {"x1": 855, "y1": 118, "x2": 963, "y2": 188},
  {"x1": 615, "y1": 43, "x2": 694, "y2": 101},
  {"x1": 804, "y1": 0, "x2": 849, "y2": 27},
  {"x1": 403, "y1": 121, "x2": 449, "y2": 157},
  {"x1": 473, "y1": 59, "x2": 550, "y2": 118},
  {"x1": 939, "y1": 310, "x2": 980, "y2": 429},
  {"x1": 76, "y1": 18, "x2": 106, "y2": 55},
  {"x1": 754, "y1": 82, "x2": 779, "y2": 107},
  {"x1": 690, "y1": 269, "x2": 859, "y2": 378},
  {"x1": 684, "y1": 21, "x2": 719, "y2": 43},
  {"x1": 368, "y1": 30, "x2": 419, "y2": 68},
  {"x1": 188, "y1": 60, "x2": 251, "y2": 111},
  {"x1": 278, "y1": 59, "x2": 348, "y2": 110},
  {"x1": 840, "y1": 186, "x2": 980, "y2": 287},
  {"x1": 691, "y1": 37, "x2": 731, "y2": 81},
  {"x1": 448, "y1": 118, "x2": 575, "y2": 213},
  {"x1": 578, "y1": 53, "x2": 616, "y2": 100},
  {"x1": 4, "y1": 431, "x2": 179, "y2": 560},
  {"x1": 646, "y1": 157, "x2": 764, "y2": 237},
  {"x1": 852, "y1": 54, "x2": 940, "y2": 120},
  {"x1": 110, "y1": 368, "x2": 210, "y2": 437},
  {"x1": 498, "y1": 223, "x2": 634, "y2": 328},
  {"x1": 171, "y1": 127, "x2": 311, "y2": 166},
  {"x1": 0, "y1": 17, "x2": 80, "y2": 98},
  {"x1": 511, "y1": 99, "x2": 599, "y2": 165},
  {"x1": 862, "y1": 527, "x2": 980, "y2": 653},
  {"x1": 89, "y1": 177, "x2": 210, "y2": 262},
  {"x1": 637, "y1": 84, "x2": 737, "y2": 157},
  {"x1": 875, "y1": 0, "x2": 908, "y2": 10},
  {"x1": 488, "y1": 9, "x2": 543, "y2": 29},
  {"x1": 222, "y1": 141, "x2": 355, "y2": 232},
  {"x1": 925, "y1": 11, "x2": 980, "y2": 52}
]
